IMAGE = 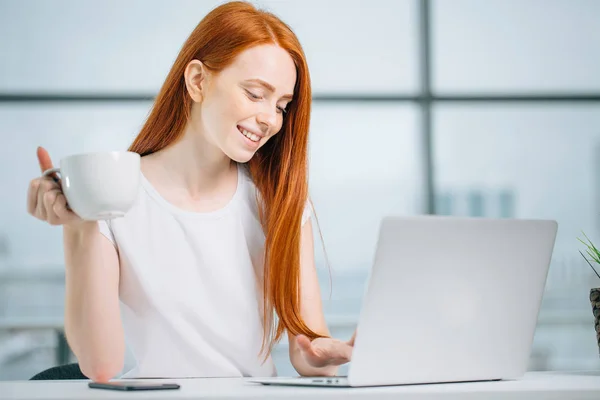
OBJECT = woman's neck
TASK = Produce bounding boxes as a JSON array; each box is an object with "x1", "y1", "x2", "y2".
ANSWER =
[{"x1": 140, "y1": 127, "x2": 236, "y2": 201}]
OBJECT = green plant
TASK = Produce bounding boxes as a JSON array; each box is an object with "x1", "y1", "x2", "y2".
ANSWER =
[{"x1": 577, "y1": 231, "x2": 600, "y2": 281}]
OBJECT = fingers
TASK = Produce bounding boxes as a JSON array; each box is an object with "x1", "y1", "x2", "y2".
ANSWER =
[
  {"x1": 340, "y1": 342, "x2": 353, "y2": 361},
  {"x1": 43, "y1": 187, "x2": 78, "y2": 225},
  {"x1": 52, "y1": 192, "x2": 69, "y2": 219},
  {"x1": 37, "y1": 146, "x2": 54, "y2": 174},
  {"x1": 321, "y1": 339, "x2": 352, "y2": 362},
  {"x1": 28, "y1": 147, "x2": 81, "y2": 226},
  {"x1": 27, "y1": 179, "x2": 41, "y2": 215},
  {"x1": 296, "y1": 335, "x2": 323, "y2": 363},
  {"x1": 296, "y1": 335, "x2": 325, "y2": 368},
  {"x1": 42, "y1": 188, "x2": 62, "y2": 223},
  {"x1": 29, "y1": 176, "x2": 78, "y2": 225},
  {"x1": 53, "y1": 193, "x2": 80, "y2": 224},
  {"x1": 347, "y1": 330, "x2": 357, "y2": 347},
  {"x1": 296, "y1": 336, "x2": 353, "y2": 368},
  {"x1": 47, "y1": 191, "x2": 78, "y2": 225},
  {"x1": 36, "y1": 179, "x2": 50, "y2": 221}
]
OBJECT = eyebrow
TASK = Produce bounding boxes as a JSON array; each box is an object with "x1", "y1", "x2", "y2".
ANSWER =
[{"x1": 245, "y1": 78, "x2": 293, "y2": 101}]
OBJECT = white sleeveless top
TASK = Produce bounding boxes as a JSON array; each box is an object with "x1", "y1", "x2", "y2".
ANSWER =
[{"x1": 98, "y1": 163, "x2": 311, "y2": 378}]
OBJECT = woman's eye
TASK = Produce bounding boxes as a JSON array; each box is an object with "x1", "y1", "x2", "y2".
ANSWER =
[
  {"x1": 245, "y1": 90, "x2": 261, "y2": 100},
  {"x1": 245, "y1": 89, "x2": 286, "y2": 114}
]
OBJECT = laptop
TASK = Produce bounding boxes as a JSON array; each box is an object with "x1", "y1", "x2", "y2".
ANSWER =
[{"x1": 250, "y1": 215, "x2": 558, "y2": 387}]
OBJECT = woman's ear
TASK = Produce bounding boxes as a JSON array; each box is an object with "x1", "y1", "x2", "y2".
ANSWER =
[{"x1": 184, "y1": 59, "x2": 208, "y2": 102}]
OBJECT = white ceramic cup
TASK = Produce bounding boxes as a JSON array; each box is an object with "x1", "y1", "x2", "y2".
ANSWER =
[{"x1": 41, "y1": 151, "x2": 141, "y2": 220}]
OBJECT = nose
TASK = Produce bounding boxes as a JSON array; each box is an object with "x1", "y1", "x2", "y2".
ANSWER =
[{"x1": 256, "y1": 110, "x2": 277, "y2": 135}]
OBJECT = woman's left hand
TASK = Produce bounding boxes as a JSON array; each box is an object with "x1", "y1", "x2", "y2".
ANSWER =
[{"x1": 295, "y1": 331, "x2": 356, "y2": 369}]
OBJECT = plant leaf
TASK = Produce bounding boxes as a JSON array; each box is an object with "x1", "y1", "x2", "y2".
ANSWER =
[
  {"x1": 579, "y1": 250, "x2": 600, "y2": 280},
  {"x1": 586, "y1": 248, "x2": 600, "y2": 265}
]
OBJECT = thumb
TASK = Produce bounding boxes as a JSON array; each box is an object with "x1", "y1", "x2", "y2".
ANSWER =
[
  {"x1": 296, "y1": 335, "x2": 313, "y2": 353},
  {"x1": 37, "y1": 146, "x2": 54, "y2": 174}
]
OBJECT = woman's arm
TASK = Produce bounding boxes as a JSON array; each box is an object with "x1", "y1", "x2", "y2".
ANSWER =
[
  {"x1": 63, "y1": 222, "x2": 125, "y2": 382},
  {"x1": 287, "y1": 219, "x2": 346, "y2": 377},
  {"x1": 29, "y1": 148, "x2": 125, "y2": 382}
]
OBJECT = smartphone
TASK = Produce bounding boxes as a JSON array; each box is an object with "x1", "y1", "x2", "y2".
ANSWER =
[{"x1": 88, "y1": 381, "x2": 181, "y2": 391}]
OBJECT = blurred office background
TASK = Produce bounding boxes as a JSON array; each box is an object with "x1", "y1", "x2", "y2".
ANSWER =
[{"x1": 1, "y1": 0, "x2": 600, "y2": 380}]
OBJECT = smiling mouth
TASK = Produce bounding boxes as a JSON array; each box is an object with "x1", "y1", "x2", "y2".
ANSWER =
[{"x1": 237, "y1": 126, "x2": 262, "y2": 143}]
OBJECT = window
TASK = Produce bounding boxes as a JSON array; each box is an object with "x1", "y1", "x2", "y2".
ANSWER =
[{"x1": 432, "y1": 0, "x2": 600, "y2": 93}]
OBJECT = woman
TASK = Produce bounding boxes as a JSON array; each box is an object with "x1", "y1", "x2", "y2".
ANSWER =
[{"x1": 26, "y1": 1, "x2": 354, "y2": 383}]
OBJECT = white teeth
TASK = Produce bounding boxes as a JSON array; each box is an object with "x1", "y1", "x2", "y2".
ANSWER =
[{"x1": 241, "y1": 128, "x2": 260, "y2": 143}]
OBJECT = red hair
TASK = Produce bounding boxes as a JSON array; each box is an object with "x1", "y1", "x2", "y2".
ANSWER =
[{"x1": 128, "y1": 1, "x2": 324, "y2": 357}]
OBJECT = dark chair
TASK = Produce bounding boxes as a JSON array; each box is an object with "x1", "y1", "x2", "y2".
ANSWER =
[{"x1": 30, "y1": 363, "x2": 88, "y2": 380}]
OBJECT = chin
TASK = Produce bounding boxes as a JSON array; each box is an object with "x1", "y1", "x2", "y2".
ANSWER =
[
  {"x1": 225, "y1": 148, "x2": 256, "y2": 164},
  {"x1": 222, "y1": 134, "x2": 265, "y2": 163}
]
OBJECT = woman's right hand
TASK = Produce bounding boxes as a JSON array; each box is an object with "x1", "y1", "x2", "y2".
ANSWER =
[{"x1": 27, "y1": 146, "x2": 82, "y2": 226}]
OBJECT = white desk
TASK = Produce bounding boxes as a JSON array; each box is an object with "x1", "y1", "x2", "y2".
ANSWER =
[{"x1": 2, "y1": 371, "x2": 600, "y2": 400}]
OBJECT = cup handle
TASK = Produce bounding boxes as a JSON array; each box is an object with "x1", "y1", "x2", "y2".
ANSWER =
[
  {"x1": 42, "y1": 167, "x2": 61, "y2": 182},
  {"x1": 41, "y1": 167, "x2": 72, "y2": 210}
]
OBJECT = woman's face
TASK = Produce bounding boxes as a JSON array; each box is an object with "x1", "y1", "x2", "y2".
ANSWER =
[{"x1": 187, "y1": 44, "x2": 297, "y2": 163}]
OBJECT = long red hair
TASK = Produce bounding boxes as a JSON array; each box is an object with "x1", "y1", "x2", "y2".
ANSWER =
[{"x1": 128, "y1": 1, "x2": 324, "y2": 357}]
